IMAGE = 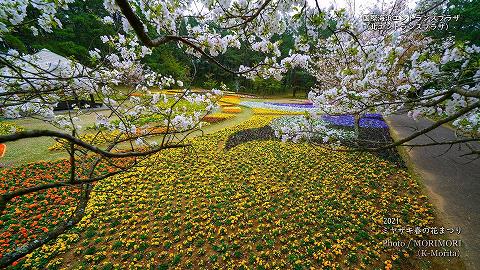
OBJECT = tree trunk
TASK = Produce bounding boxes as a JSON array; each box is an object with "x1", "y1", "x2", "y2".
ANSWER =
[{"x1": 291, "y1": 71, "x2": 296, "y2": 98}]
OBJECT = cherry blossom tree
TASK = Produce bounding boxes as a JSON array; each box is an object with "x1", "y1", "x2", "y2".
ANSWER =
[
  {"x1": 0, "y1": 0, "x2": 312, "y2": 266},
  {"x1": 279, "y1": 0, "x2": 479, "y2": 157}
]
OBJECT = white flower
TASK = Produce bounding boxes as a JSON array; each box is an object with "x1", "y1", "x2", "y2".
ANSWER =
[
  {"x1": 135, "y1": 137, "x2": 145, "y2": 146},
  {"x1": 102, "y1": 16, "x2": 114, "y2": 24},
  {"x1": 30, "y1": 26, "x2": 38, "y2": 36},
  {"x1": 211, "y1": 89, "x2": 223, "y2": 96},
  {"x1": 88, "y1": 49, "x2": 101, "y2": 59}
]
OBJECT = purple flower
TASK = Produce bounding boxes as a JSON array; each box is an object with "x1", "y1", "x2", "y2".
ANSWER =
[
  {"x1": 265, "y1": 102, "x2": 316, "y2": 108},
  {"x1": 322, "y1": 114, "x2": 388, "y2": 129},
  {"x1": 322, "y1": 115, "x2": 354, "y2": 126},
  {"x1": 363, "y1": 113, "x2": 383, "y2": 120},
  {"x1": 359, "y1": 118, "x2": 388, "y2": 128}
]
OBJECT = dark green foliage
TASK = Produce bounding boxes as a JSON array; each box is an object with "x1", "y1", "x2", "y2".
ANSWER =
[
  {"x1": 144, "y1": 45, "x2": 191, "y2": 82},
  {"x1": 2, "y1": 34, "x2": 28, "y2": 53},
  {"x1": 3, "y1": 0, "x2": 312, "y2": 96},
  {"x1": 425, "y1": 0, "x2": 480, "y2": 45},
  {"x1": 3, "y1": 0, "x2": 115, "y2": 64}
]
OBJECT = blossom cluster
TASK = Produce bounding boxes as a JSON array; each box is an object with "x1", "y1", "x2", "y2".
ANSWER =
[
  {"x1": 303, "y1": 6, "x2": 480, "y2": 136},
  {"x1": 270, "y1": 115, "x2": 355, "y2": 143},
  {"x1": 0, "y1": 0, "x2": 74, "y2": 38}
]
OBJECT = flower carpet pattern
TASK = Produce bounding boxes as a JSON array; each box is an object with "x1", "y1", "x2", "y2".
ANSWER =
[
  {"x1": 240, "y1": 101, "x2": 317, "y2": 113},
  {"x1": 7, "y1": 116, "x2": 436, "y2": 270},
  {"x1": 265, "y1": 102, "x2": 315, "y2": 108},
  {"x1": 219, "y1": 95, "x2": 241, "y2": 106},
  {"x1": 0, "y1": 161, "x2": 81, "y2": 256},
  {"x1": 252, "y1": 108, "x2": 304, "y2": 115},
  {"x1": 48, "y1": 131, "x2": 124, "y2": 151},
  {"x1": 0, "y1": 158, "x2": 134, "y2": 259}
]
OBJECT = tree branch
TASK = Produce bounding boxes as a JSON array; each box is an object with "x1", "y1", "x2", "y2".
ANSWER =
[
  {"x1": 0, "y1": 130, "x2": 188, "y2": 158},
  {"x1": 114, "y1": 0, "x2": 266, "y2": 75}
]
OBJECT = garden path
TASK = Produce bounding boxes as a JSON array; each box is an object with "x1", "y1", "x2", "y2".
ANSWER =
[{"x1": 387, "y1": 114, "x2": 480, "y2": 270}]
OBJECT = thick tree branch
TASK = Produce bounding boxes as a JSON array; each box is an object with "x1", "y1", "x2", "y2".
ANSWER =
[
  {"x1": 114, "y1": 0, "x2": 265, "y2": 75},
  {"x1": 368, "y1": 101, "x2": 479, "y2": 151},
  {"x1": 0, "y1": 130, "x2": 188, "y2": 158},
  {"x1": 402, "y1": 138, "x2": 479, "y2": 147}
]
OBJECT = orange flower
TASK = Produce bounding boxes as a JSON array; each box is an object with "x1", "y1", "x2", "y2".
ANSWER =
[
  {"x1": 27, "y1": 203, "x2": 37, "y2": 209},
  {"x1": 0, "y1": 143, "x2": 6, "y2": 157}
]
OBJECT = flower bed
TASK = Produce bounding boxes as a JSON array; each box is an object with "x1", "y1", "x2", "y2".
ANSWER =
[
  {"x1": 0, "y1": 144, "x2": 6, "y2": 158},
  {"x1": 0, "y1": 157, "x2": 133, "y2": 257},
  {"x1": 217, "y1": 101, "x2": 235, "y2": 107},
  {"x1": 240, "y1": 101, "x2": 317, "y2": 113},
  {"x1": 0, "y1": 122, "x2": 23, "y2": 158},
  {"x1": 202, "y1": 113, "x2": 236, "y2": 123},
  {"x1": 49, "y1": 127, "x2": 177, "y2": 151},
  {"x1": 252, "y1": 108, "x2": 304, "y2": 115},
  {"x1": 322, "y1": 114, "x2": 388, "y2": 129},
  {"x1": 0, "y1": 122, "x2": 24, "y2": 136},
  {"x1": 265, "y1": 102, "x2": 315, "y2": 108},
  {"x1": 222, "y1": 106, "x2": 242, "y2": 114},
  {"x1": 219, "y1": 95, "x2": 240, "y2": 105},
  {"x1": 12, "y1": 115, "x2": 439, "y2": 270},
  {"x1": 129, "y1": 92, "x2": 143, "y2": 97},
  {"x1": 240, "y1": 102, "x2": 388, "y2": 129}
]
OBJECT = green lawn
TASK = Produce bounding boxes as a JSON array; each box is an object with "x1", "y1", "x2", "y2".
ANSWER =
[
  {"x1": 1, "y1": 106, "x2": 252, "y2": 165},
  {"x1": 1, "y1": 112, "x2": 106, "y2": 164}
]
